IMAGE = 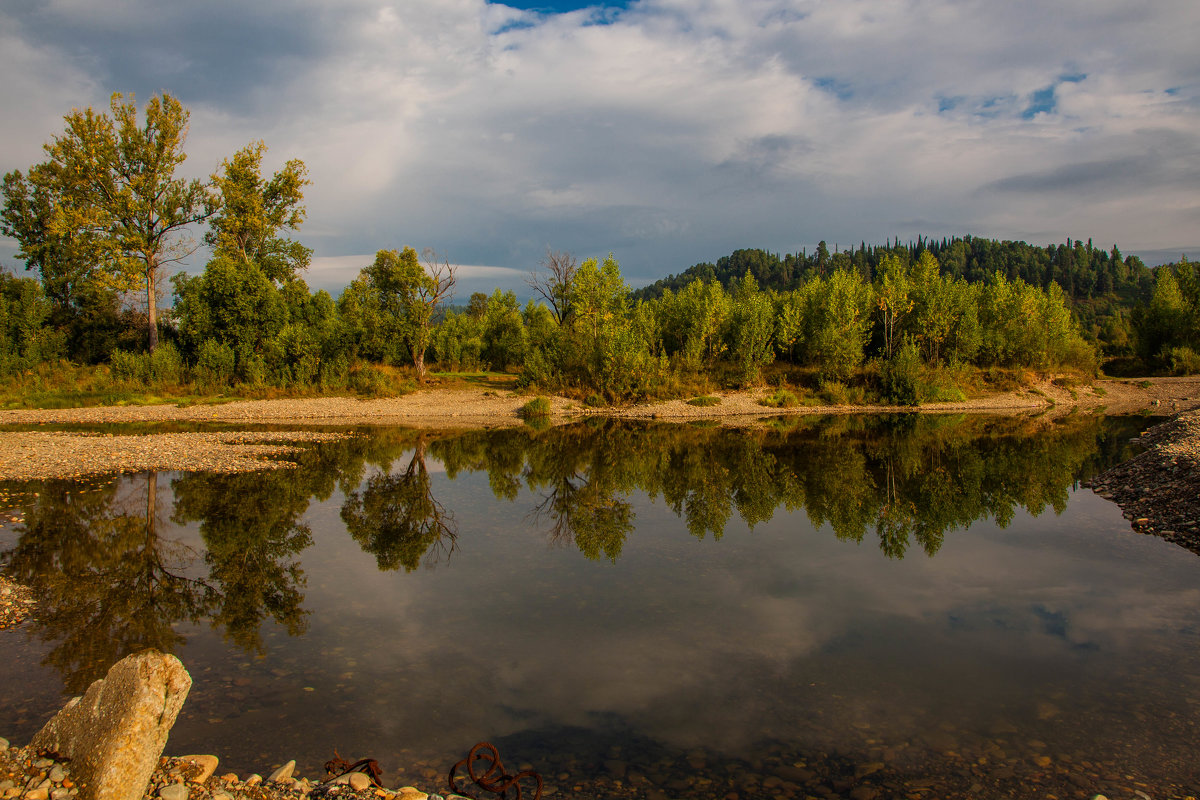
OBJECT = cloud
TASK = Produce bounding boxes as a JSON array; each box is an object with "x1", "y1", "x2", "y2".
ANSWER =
[{"x1": 2, "y1": 0, "x2": 1199, "y2": 293}]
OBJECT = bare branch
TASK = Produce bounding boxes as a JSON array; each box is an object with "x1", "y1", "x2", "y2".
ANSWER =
[
  {"x1": 421, "y1": 246, "x2": 457, "y2": 305},
  {"x1": 527, "y1": 246, "x2": 576, "y2": 324}
]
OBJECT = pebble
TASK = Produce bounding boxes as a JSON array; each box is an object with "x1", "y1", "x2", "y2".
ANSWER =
[
  {"x1": 269, "y1": 759, "x2": 297, "y2": 783},
  {"x1": 181, "y1": 755, "x2": 219, "y2": 784},
  {"x1": 158, "y1": 784, "x2": 188, "y2": 800}
]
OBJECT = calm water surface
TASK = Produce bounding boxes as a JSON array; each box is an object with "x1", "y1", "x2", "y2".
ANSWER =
[{"x1": 1, "y1": 415, "x2": 1198, "y2": 799}]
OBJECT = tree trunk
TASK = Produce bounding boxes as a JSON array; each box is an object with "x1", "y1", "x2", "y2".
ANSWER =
[
  {"x1": 414, "y1": 330, "x2": 426, "y2": 383},
  {"x1": 146, "y1": 257, "x2": 159, "y2": 352}
]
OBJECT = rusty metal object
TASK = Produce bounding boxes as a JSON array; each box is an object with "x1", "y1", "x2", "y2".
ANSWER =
[
  {"x1": 324, "y1": 751, "x2": 384, "y2": 787},
  {"x1": 448, "y1": 741, "x2": 542, "y2": 800}
]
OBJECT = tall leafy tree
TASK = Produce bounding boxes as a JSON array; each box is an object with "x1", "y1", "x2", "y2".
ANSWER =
[
  {"x1": 35, "y1": 93, "x2": 211, "y2": 350},
  {"x1": 363, "y1": 246, "x2": 456, "y2": 382},
  {"x1": 206, "y1": 140, "x2": 311, "y2": 283}
]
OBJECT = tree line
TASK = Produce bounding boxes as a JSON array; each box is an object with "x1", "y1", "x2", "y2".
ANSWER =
[{"x1": 1, "y1": 93, "x2": 1195, "y2": 402}]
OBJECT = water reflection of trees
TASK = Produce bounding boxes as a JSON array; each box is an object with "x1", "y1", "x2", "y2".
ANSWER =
[
  {"x1": 1, "y1": 428, "x2": 431, "y2": 688},
  {"x1": 433, "y1": 414, "x2": 1142, "y2": 561},
  {"x1": 4, "y1": 472, "x2": 211, "y2": 693},
  {"x1": 1, "y1": 415, "x2": 1146, "y2": 689},
  {"x1": 340, "y1": 436, "x2": 457, "y2": 571}
]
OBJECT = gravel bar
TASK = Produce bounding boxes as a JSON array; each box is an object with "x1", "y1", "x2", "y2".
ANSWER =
[
  {"x1": 1086, "y1": 408, "x2": 1200, "y2": 557},
  {"x1": 0, "y1": 431, "x2": 354, "y2": 482}
]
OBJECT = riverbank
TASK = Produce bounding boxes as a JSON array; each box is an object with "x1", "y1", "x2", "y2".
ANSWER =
[
  {"x1": 1, "y1": 377, "x2": 1198, "y2": 482},
  {"x1": 1086, "y1": 408, "x2": 1200, "y2": 557}
]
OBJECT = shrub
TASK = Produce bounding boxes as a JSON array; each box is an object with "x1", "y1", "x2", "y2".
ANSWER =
[
  {"x1": 149, "y1": 341, "x2": 184, "y2": 385},
  {"x1": 879, "y1": 340, "x2": 922, "y2": 406},
  {"x1": 687, "y1": 395, "x2": 721, "y2": 407},
  {"x1": 519, "y1": 396, "x2": 553, "y2": 419},
  {"x1": 109, "y1": 349, "x2": 150, "y2": 384},
  {"x1": 759, "y1": 388, "x2": 800, "y2": 408},
  {"x1": 194, "y1": 340, "x2": 236, "y2": 389},
  {"x1": 818, "y1": 380, "x2": 850, "y2": 405},
  {"x1": 350, "y1": 364, "x2": 391, "y2": 396},
  {"x1": 1168, "y1": 346, "x2": 1200, "y2": 376}
]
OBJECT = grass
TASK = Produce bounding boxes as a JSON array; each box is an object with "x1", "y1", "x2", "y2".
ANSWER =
[
  {"x1": 686, "y1": 395, "x2": 721, "y2": 407},
  {"x1": 0, "y1": 359, "x2": 418, "y2": 410},
  {"x1": 429, "y1": 370, "x2": 519, "y2": 390}
]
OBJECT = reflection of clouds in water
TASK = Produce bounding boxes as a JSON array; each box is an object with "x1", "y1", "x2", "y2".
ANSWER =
[{"x1": 317, "y1": 488, "x2": 1200, "y2": 755}]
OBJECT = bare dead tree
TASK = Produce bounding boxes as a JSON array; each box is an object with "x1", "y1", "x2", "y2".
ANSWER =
[
  {"x1": 526, "y1": 247, "x2": 577, "y2": 325},
  {"x1": 415, "y1": 247, "x2": 457, "y2": 382}
]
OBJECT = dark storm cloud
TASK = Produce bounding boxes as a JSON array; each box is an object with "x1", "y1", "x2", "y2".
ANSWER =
[
  {"x1": 3, "y1": 0, "x2": 1199, "y2": 286},
  {"x1": 4, "y1": 0, "x2": 338, "y2": 114}
]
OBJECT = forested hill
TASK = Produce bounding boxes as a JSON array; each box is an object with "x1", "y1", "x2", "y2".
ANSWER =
[{"x1": 634, "y1": 236, "x2": 1157, "y2": 303}]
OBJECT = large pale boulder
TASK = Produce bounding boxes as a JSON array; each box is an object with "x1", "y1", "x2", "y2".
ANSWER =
[{"x1": 31, "y1": 650, "x2": 191, "y2": 800}]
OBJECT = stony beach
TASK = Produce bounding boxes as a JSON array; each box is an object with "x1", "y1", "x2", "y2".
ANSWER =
[
  {"x1": 0, "y1": 738, "x2": 450, "y2": 800},
  {"x1": 1086, "y1": 408, "x2": 1200, "y2": 557}
]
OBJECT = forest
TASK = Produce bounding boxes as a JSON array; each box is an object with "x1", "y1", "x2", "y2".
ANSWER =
[{"x1": 2, "y1": 93, "x2": 1199, "y2": 406}]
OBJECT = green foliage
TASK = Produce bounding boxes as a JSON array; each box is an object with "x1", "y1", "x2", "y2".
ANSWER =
[
  {"x1": 519, "y1": 396, "x2": 553, "y2": 419},
  {"x1": 759, "y1": 388, "x2": 800, "y2": 408},
  {"x1": 361, "y1": 247, "x2": 455, "y2": 382},
  {"x1": 878, "y1": 339, "x2": 922, "y2": 406},
  {"x1": 194, "y1": 340, "x2": 236, "y2": 390},
  {"x1": 1168, "y1": 346, "x2": 1200, "y2": 376},
  {"x1": 433, "y1": 309, "x2": 484, "y2": 371},
  {"x1": 34, "y1": 93, "x2": 209, "y2": 350},
  {"x1": 687, "y1": 395, "x2": 721, "y2": 407},
  {"x1": 657, "y1": 279, "x2": 730, "y2": 370},
  {"x1": 0, "y1": 270, "x2": 65, "y2": 376},
  {"x1": 726, "y1": 272, "x2": 776, "y2": 384},
  {"x1": 818, "y1": 380, "x2": 866, "y2": 405},
  {"x1": 799, "y1": 269, "x2": 873, "y2": 382},
  {"x1": 206, "y1": 140, "x2": 311, "y2": 282},
  {"x1": 545, "y1": 253, "x2": 665, "y2": 401},
  {"x1": 481, "y1": 289, "x2": 527, "y2": 370},
  {"x1": 108, "y1": 341, "x2": 184, "y2": 386}
]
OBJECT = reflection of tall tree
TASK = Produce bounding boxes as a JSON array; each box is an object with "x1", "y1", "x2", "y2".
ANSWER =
[
  {"x1": 171, "y1": 469, "x2": 317, "y2": 652},
  {"x1": 4, "y1": 472, "x2": 213, "y2": 693},
  {"x1": 341, "y1": 438, "x2": 457, "y2": 571},
  {"x1": 522, "y1": 424, "x2": 635, "y2": 562}
]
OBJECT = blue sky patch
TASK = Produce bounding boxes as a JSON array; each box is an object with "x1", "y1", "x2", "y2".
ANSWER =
[
  {"x1": 1023, "y1": 85, "x2": 1057, "y2": 118},
  {"x1": 488, "y1": 0, "x2": 631, "y2": 13},
  {"x1": 813, "y1": 76, "x2": 853, "y2": 101}
]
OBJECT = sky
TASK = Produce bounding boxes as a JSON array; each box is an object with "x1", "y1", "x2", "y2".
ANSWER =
[{"x1": 1, "y1": 0, "x2": 1198, "y2": 298}]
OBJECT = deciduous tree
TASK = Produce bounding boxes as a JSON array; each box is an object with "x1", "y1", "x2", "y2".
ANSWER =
[
  {"x1": 38, "y1": 93, "x2": 211, "y2": 350},
  {"x1": 206, "y1": 140, "x2": 311, "y2": 283}
]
